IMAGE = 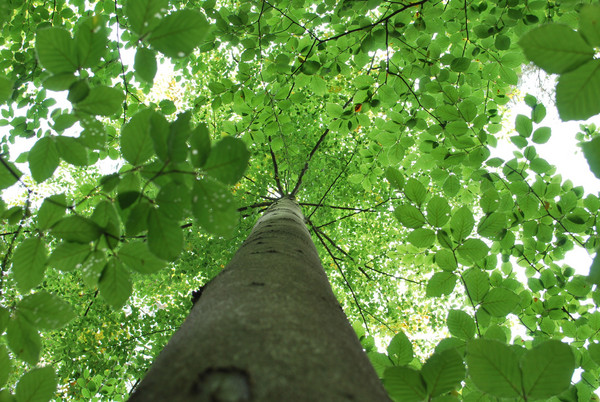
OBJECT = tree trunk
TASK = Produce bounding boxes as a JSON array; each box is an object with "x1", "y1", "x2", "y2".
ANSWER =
[{"x1": 130, "y1": 197, "x2": 390, "y2": 401}]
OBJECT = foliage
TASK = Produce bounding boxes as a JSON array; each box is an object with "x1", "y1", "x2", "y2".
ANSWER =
[{"x1": 0, "y1": 0, "x2": 599, "y2": 400}]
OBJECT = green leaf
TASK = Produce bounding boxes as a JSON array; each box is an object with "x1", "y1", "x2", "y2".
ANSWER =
[
  {"x1": 37, "y1": 194, "x2": 67, "y2": 230},
  {"x1": 532, "y1": 126, "x2": 551, "y2": 144},
  {"x1": 166, "y1": 112, "x2": 191, "y2": 163},
  {"x1": 98, "y1": 259, "x2": 132, "y2": 309},
  {"x1": 204, "y1": 136, "x2": 250, "y2": 185},
  {"x1": 588, "y1": 342, "x2": 600, "y2": 365},
  {"x1": 55, "y1": 136, "x2": 89, "y2": 166},
  {"x1": 450, "y1": 206, "x2": 474, "y2": 242},
  {"x1": 0, "y1": 76, "x2": 14, "y2": 104},
  {"x1": 0, "y1": 306, "x2": 8, "y2": 334},
  {"x1": 426, "y1": 196, "x2": 450, "y2": 227},
  {"x1": 35, "y1": 27, "x2": 77, "y2": 73},
  {"x1": 0, "y1": 158, "x2": 22, "y2": 190},
  {"x1": 119, "y1": 241, "x2": 166, "y2": 274},
  {"x1": 407, "y1": 228, "x2": 435, "y2": 248},
  {"x1": 134, "y1": 47, "x2": 157, "y2": 83},
  {"x1": 156, "y1": 181, "x2": 190, "y2": 220},
  {"x1": 494, "y1": 34, "x2": 510, "y2": 51},
  {"x1": 126, "y1": 200, "x2": 151, "y2": 236},
  {"x1": 75, "y1": 86, "x2": 124, "y2": 116},
  {"x1": 521, "y1": 340, "x2": 575, "y2": 399},
  {"x1": 326, "y1": 102, "x2": 343, "y2": 118},
  {"x1": 481, "y1": 288, "x2": 519, "y2": 317},
  {"x1": 52, "y1": 216, "x2": 102, "y2": 243},
  {"x1": 450, "y1": 57, "x2": 471, "y2": 72},
  {"x1": 47, "y1": 242, "x2": 90, "y2": 271},
  {"x1": 15, "y1": 366, "x2": 56, "y2": 402},
  {"x1": 67, "y1": 79, "x2": 90, "y2": 103},
  {"x1": 190, "y1": 123, "x2": 211, "y2": 168},
  {"x1": 12, "y1": 238, "x2": 47, "y2": 292},
  {"x1": 447, "y1": 310, "x2": 475, "y2": 340},
  {"x1": 589, "y1": 252, "x2": 600, "y2": 285},
  {"x1": 384, "y1": 366, "x2": 426, "y2": 402},
  {"x1": 301, "y1": 60, "x2": 321, "y2": 75},
  {"x1": 556, "y1": 59, "x2": 600, "y2": 121},
  {"x1": 515, "y1": 114, "x2": 532, "y2": 137},
  {"x1": 17, "y1": 291, "x2": 76, "y2": 330},
  {"x1": 385, "y1": 167, "x2": 405, "y2": 190},
  {"x1": 74, "y1": 16, "x2": 108, "y2": 69},
  {"x1": 394, "y1": 205, "x2": 425, "y2": 229},
  {"x1": 81, "y1": 250, "x2": 106, "y2": 288},
  {"x1": 443, "y1": 175, "x2": 460, "y2": 197},
  {"x1": 457, "y1": 238, "x2": 489, "y2": 262},
  {"x1": 404, "y1": 178, "x2": 427, "y2": 206},
  {"x1": 519, "y1": 24, "x2": 594, "y2": 74},
  {"x1": 434, "y1": 249, "x2": 457, "y2": 272},
  {"x1": 532, "y1": 103, "x2": 546, "y2": 124},
  {"x1": 463, "y1": 268, "x2": 489, "y2": 302},
  {"x1": 147, "y1": 208, "x2": 183, "y2": 261},
  {"x1": 121, "y1": 108, "x2": 155, "y2": 165},
  {"x1": 467, "y1": 339, "x2": 521, "y2": 398},
  {"x1": 28, "y1": 137, "x2": 59, "y2": 183},
  {"x1": 421, "y1": 348, "x2": 465, "y2": 397},
  {"x1": 0, "y1": 344, "x2": 11, "y2": 388},
  {"x1": 387, "y1": 331, "x2": 413, "y2": 365},
  {"x1": 125, "y1": 0, "x2": 168, "y2": 36},
  {"x1": 582, "y1": 136, "x2": 600, "y2": 181},
  {"x1": 579, "y1": 5, "x2": 600, "y2": 47},
  {"x1": 7, "y1": 314, "x2": 41, "y2": 365},
  {"x1": 477, "y1": 212, "x2": 506, "y2": 239},
  {"x1": 192, "y1": 177, "x2": 237, "y2": 237},
  {"x1": 148, "y1": 10, "x2": 210, "y2": 58},
  {"x1": 426, "y1": 272, "x2": 457, "y2": 297}
]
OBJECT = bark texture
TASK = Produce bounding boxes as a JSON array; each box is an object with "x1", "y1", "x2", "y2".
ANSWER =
[{"x1": 130, "y1": 197, "x2": 390, "y2": 401}]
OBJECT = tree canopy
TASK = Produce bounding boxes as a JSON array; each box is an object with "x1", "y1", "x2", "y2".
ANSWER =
[{"x1": 1, "y1": 0, "x2": 600, "y2": 400}]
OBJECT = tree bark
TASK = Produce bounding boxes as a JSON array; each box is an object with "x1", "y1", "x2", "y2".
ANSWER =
[{"x1": 130, "y1": 197, "x2": 390, "y2": 401}]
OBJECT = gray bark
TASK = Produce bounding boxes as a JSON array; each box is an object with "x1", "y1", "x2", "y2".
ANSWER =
[{"x1": 130, "y1": 197, "x2": 390, "y2": 401}]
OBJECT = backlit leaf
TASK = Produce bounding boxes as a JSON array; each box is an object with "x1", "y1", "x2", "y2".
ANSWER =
[
  {"x1": 28, "y1": 137, "x2": 59, "y2": 183},
  {"x1": 52, "y1": 216, "x2": 102, "y2": 243},
  {"x1": 98, "y1": 259, "x2": 132, "y2": 309},
  {"x1": 7, "y1": 315, "x2": 41, "y2": 365},
  {"x1": 521, "y1": 340, "x2": 575, "y2": 399},
  {"x1": 17, "y1": 291, "x2": 76, "y2": 330},
  {"x1": 37, "y1": 194, "x2": 67, "y2": 230},
  {"x1": 481, "y1": 288, "x2": 519, "y2": 317},
  {"x1": 121, "y1": 108, "x2": 155, "y2": 165},
  {"x1": 125, "y1": 0, "x2": 168, "y2": 36},
  {"x1": 192, "y1": 177, "x2": 237, "y2": 237},
  {"x1": 384, "y1": 366, "x2": 426, "y2": 402},
  {"x1": 394, "y1": 205, "x2": 425, "y2": 229},
  {"x1": 35, "y1": 27, "x2": 77, "y2": 73},
  {"x1": 556, "y1": 60, "x2": 600, "y2": 121},
  {"x1": 387, "y1": 331, "x2": 413, "y2": 366},
  {"x1": 148, "y1": 10, "x2": 210, "y2": 58},
  {"x1": 467, "y1": 339, "x2": 521, "y2": 398},
  {"x1": 421, "y1": 348, "x2": 465, "y2": 397},
  {"x1": 204, "y1": 136, "x2": 250, "y2": 185},
  {"x1": 426, "y1": 272, "x2": 457, "y2": 297},
  {"x1": 15, "y1": 366, "x2": 56, "y2": 402},
  {"x1": 13, "y1": 238, "x2": 47, "y2": 292},
  {"x1": 119, "y1": 241, "x2": 166, "y2": 274},
  {"x1": 147, "y1": 208, "x2": 183, "y2": 261},
  {"x1": 447, "y1": 310, "x2": 475, "y2": 340},
  {"x1": 519, "y1": 24, "x2": 594, "y2": 74},
  {"x1": 75, "y1": 86, "x2": 124, "y2": 116},
  {"x1": 134, "y1": 47, "x2": 157, "y2": 83}
]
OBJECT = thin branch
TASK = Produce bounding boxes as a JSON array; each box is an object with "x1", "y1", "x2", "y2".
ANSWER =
[
  {"x1": 310, "y1": 220, "x2": 371, "y2": 334},
  {"x1": 290, "y1": 128, "x2": 330, "y2": 197},
  {"x1": 319, "y1": 0, "x2": 429, "y2": 43}
]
